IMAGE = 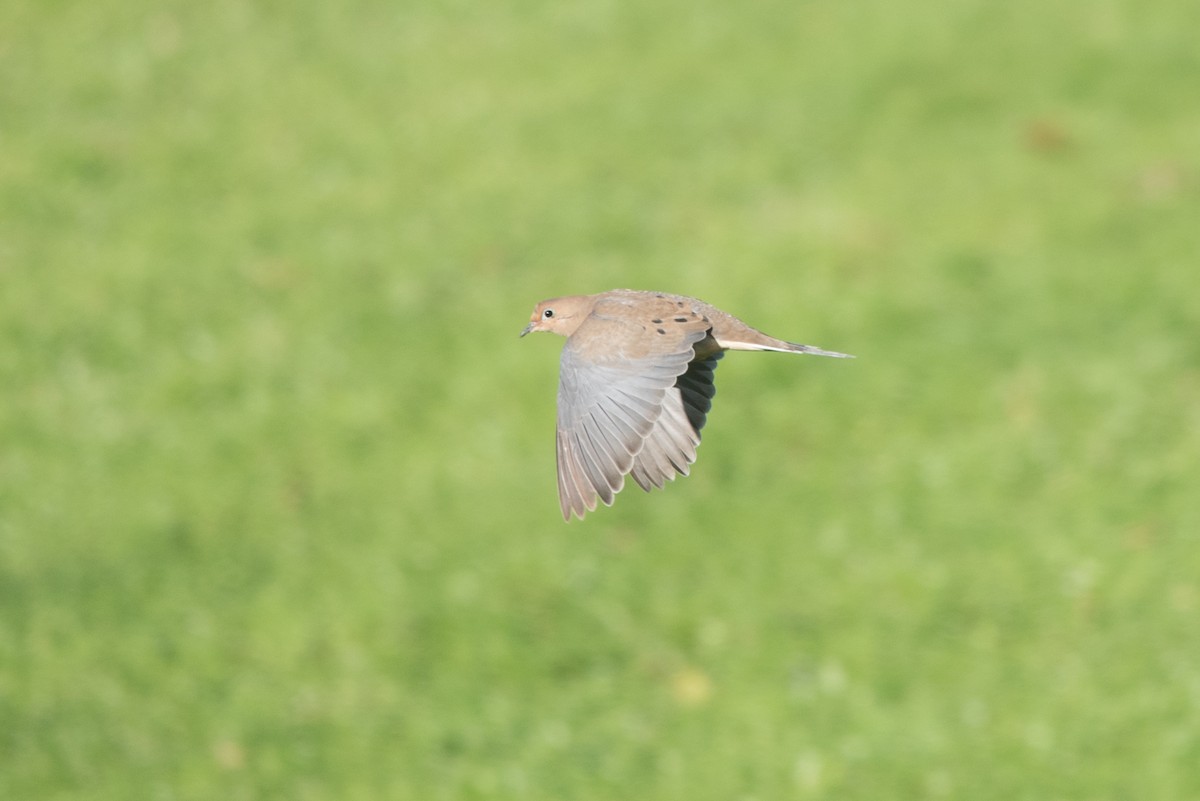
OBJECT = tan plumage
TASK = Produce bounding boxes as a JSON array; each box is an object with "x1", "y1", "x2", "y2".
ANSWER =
[{"x1": 521, "y1": 289, "x2": 852, "y2": 520}]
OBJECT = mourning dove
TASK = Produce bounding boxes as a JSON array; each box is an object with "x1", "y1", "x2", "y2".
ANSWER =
[{"x1": 521, "y1": 289, "x2": 852, "y2": 520}]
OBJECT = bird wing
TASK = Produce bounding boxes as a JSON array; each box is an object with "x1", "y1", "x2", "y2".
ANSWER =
[
  {"x1": 627, "y1": 349, "x2": 722, "y2": 493},
  {"x1": 555, "y1": 303, "x2": 712, "y2": 520},
  {"x1": 675, "y1": 349, "x2": 722, "y2": 435}
]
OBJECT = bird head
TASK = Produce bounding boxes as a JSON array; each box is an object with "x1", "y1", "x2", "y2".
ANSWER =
[{"x1": 520, "y1": 296, "x2": 592, "y2": 338}]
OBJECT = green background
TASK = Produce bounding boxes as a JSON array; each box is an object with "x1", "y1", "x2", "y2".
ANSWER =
[{"x1": 4, "y1": 0, "x2": 1199, "y2": 798}]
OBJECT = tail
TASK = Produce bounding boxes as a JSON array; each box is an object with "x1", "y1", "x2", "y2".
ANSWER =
[
  {"x1": 720, "y1": 334, "x2": 854, "y2": 358},
  {"x1": 783, "y1": 341, "x2": 854, "y2": 358}
]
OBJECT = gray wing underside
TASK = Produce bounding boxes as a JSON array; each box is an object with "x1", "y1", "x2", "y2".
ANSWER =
[
  {"x1": 627, "y1": 351, "x2": 722, "y2": 493},
  {"x1": 555, "y1": 333, "x2": 721, "y2": 521}
]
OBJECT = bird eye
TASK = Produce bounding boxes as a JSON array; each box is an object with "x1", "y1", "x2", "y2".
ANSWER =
[{"x1": 543, "y1": 309, "x2": 554, "y2": 318}]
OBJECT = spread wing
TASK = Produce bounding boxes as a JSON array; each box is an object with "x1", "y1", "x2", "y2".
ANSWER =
[
  {"x1": 555, "y1": 309, "x2": 712, "y2": 520},
  {"x1": 628, "y1": 350, "x2": 722, "y2": 492}
]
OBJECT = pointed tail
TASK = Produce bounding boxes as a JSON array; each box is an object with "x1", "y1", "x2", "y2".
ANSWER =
[
  {"x1": 785, "y1": 342, "x2": 854, "y2": 358},
  {"x1": 720, "y1": 335, "x2": 855, "y2": 358}
]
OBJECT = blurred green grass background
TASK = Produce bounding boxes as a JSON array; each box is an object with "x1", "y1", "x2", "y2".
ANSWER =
[{"x1": 3, "y1": 0, "x2": 1199, "y2": 798}]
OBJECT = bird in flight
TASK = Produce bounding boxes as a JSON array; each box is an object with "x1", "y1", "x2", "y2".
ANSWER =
[{"x1": 522, "y1": 289, "x2": 852, "y2": 520}]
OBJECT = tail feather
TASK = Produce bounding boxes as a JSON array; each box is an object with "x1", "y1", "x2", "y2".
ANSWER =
[
  {"x1": 784, "y1": 342, "x2": 854, "y2": 358},
  {"x1": 719, "y1": 336, "x2": 854, "y2": 358}
]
